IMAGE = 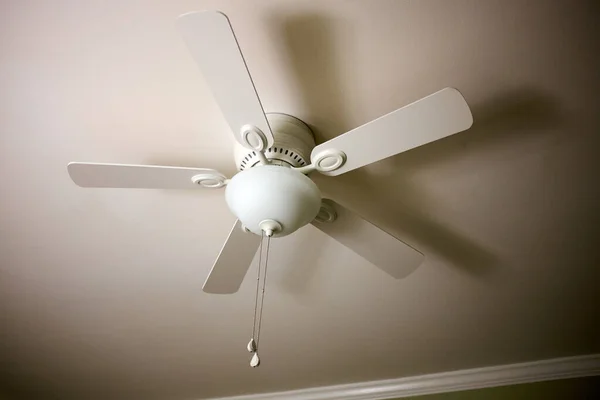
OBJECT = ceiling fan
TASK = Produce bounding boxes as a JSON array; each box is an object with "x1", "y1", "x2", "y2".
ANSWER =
[{"x1": 68, "y1": 10, "x2": 473, "y2": 295}]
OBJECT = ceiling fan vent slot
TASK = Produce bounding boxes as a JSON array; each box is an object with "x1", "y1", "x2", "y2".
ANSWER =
[
  {"x1": 234, "y1": 113, "x2": 316, "y2": 171},
  {"x1": 237, "y1": 150, "x2": 309, "y2": 170}
]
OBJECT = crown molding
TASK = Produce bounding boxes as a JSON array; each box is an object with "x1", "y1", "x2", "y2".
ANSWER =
[{"x1": 207, "y1": 354, "x2": 600, "y2": 400}]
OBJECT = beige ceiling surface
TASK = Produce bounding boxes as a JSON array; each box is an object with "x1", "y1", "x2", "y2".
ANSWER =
[{"x1": 1, "y1": 0, "x2": 599, "y2": 399}]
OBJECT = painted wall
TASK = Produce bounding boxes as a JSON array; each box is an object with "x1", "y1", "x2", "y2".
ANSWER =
[{"x1": 395, "y1": 376, "x2": 599, "y2": 399}]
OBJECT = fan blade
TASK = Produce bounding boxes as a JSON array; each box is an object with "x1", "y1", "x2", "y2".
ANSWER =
[
  {"x1": 311, "y1": 87, "x2": 473, "y2": 175},
  {"x1": 312, "y1": 199, "x2": 423, "y2": 279},
  {"x1": 177, "y1": 11, "x2": 274, "y2": 149},
  {"x1": 203, "y1": 220, "x2": 261, "y2": 294},
  {"x1": 68, "y1": 162, "x2": 227, "y2": 189}
]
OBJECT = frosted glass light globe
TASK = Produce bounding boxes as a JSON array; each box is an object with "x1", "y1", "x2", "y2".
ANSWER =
[{"x1": 225, "y1": 166, "x2": 321, "y2": 237}]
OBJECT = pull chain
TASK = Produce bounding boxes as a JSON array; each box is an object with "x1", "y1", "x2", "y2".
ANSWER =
[
  {"x1": 256, "y1": 235, "x2": 270, "y2": 348},
  {"x1": 248, "y1": 231, "x2": 272, "y2": 368},
  {"x1": 248, "y1": 231, "x2": 264, "y2": 351}
]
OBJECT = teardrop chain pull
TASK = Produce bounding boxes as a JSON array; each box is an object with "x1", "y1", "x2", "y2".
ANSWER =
[
  {"x1": 250, "y1": 352, "x2": 260, "y2": 368},
  {"x1": 247, "y1": 338, "x2": 257, "y2": 353}
]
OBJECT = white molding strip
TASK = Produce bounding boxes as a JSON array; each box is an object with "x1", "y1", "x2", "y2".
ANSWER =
[{"x1": 207, "y1": 354, "x2": 600, "y2": 400}]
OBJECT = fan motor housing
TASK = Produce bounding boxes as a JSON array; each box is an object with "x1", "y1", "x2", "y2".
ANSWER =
[{"x1": 234, "y1": 113, "x2": 315, "y2": 170}]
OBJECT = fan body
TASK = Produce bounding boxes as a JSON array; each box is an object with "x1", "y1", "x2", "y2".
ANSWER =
[{"x1": 228, "y1": 113, "x2": 321, "y2": 237}]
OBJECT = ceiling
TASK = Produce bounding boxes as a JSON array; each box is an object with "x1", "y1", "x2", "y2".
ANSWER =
[{"x1": 1, "y1": 0, "x2": 599, "y2": 399}]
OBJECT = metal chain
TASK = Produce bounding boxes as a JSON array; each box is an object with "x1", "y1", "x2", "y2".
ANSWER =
[
  {"x1": 256, "y1": 235, "x2": 271, "y2": 348},
  {"x1": 251, "y1": 231, "x2": 264, "y2": 340}
]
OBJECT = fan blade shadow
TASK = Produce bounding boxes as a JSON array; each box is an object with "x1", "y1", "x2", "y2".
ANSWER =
[{"x1": 267, "y1": 12, "x2": 563, "y2": 295}]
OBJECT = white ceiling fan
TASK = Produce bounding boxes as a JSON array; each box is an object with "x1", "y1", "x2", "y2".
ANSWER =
[{"x1": 68, "y1": 10, "x2": 473, "y2": 295}]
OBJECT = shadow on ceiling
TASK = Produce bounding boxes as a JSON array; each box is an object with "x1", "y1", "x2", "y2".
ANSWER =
[{"x1": 267, "y1": 12, "x2": 563, "y2": 296}]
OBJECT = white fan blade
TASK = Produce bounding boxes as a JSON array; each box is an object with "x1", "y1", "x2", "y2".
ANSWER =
[
  {"x1": 68, "y1": 162, "x2": 227, "y2": 189},
  {"x1": 312, "y1": 199, "x2": 423, "y2": 279},
  {"x1": 177, "y1": 11, "x2": 274, "y2": 149},
  {"x1": 311, "y1": 88, "x2": 473, "y2": 175},
  {"x1": 203, "y1": 220, "x2": 261, "y2": 294}
]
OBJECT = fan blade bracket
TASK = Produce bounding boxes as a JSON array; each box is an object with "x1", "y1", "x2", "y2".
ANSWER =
[
  {"x1": 314, "y1": 199, "x2": 338, "y2": 223},
  {"x1": 240, "y1": 125, "x2": 269, "y2": 152},
  {"x1": 311, "y1": 149, "x2": 347, "y2": 174},
  {"x1": 191, "y1": 172, "x2": 229, "y2": 188}
]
